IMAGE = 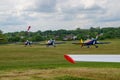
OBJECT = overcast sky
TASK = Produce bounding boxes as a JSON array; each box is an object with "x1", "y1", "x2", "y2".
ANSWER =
[{"x1": 0, "y1": 0, "x2": 120, "y2": 33}]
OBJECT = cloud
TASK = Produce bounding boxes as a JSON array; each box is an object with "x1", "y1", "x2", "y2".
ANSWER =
[
  {"x1": 0, "y1": 0, "x2": 120, "y2": 33},
  {"x1": 34, "y1": 0, "x2": 57, "y2": 13},
  {"x1": 16, "y1": 0, "x2": 57, "y2": 13},
  {"x1": 93, "y1": 0, "x2": 120, "y2": 23},
  {"x1": 56, "y1": 0, "x2": 106, "y2": 21},
  {"x1": 0, "y1": 17, "x2": 26, "y2": 26}
]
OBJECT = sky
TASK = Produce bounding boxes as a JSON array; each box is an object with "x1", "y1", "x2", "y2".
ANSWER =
[{"x1": 0, "y1": 0, "x2": 120, "y2": 33}]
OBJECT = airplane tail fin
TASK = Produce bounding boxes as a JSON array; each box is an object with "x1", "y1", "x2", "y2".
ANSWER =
[
  {"x1": 80, "y1": 39, "x2": 83, "y2": 43},
  {"x1": 96, "y1": 33, "x2": 103, "y2": 40},
  {"x1": 96, "y1": 35, "x2": 98, "y2": 39},
  {"x1": 80, "y1": 39, "x2": 84, "y2": 48}
]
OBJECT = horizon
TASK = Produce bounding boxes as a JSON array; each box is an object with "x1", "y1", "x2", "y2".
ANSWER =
[{"x1": 1, "y1": 26, "x2": 119, "y2": 33}]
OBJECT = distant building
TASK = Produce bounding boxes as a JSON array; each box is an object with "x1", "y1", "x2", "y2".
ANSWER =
[{"x1": 63, "y1": 35, "x2": 77, "y2": 41}]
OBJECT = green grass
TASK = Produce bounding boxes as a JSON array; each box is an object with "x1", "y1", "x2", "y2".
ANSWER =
[
  {"x1": 0, "y1": 39, "x2": 120, "y2": 80},
  {"x1": 0, "y1": 39, "x2": 120, "y2": 70},
  {"x1": 55, "y1": 76, "x2": 93, "y2": 80}
]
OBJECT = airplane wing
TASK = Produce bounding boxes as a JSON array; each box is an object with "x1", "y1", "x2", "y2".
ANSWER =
[
  {"x1": 96, "y1": 41, "x2": 111, "y2": 44},
  {"x1": 64, "y1": 54, "x2": 120, "y2": 63},
  {"x1": 72, "y1": 41, "x2": 111, "y2": 45},
  {"x1": 55, "y1": 41, "x2": 66, "y2": 44},
  {"x1": 72, "y1": 40, "x2": 88, "y2": 45},
  {"x1": 40, "y1": 41, "x2": 65, "y2": 45},
  {"x1": 72, "y1": 39, "x2": 86, "y2": 45},
  {"x1": 72, "y1": 42, "x2": 85, "y2": 45}
]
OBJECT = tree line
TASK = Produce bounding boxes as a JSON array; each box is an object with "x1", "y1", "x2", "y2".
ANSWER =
[{"x1": 0, "y1": 27, "x2": 120, "y2": 43}]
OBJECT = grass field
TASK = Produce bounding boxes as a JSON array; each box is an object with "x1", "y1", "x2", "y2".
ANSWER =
[{"x1": 0, "y1": 39, "x2": 120, "y2": 80}]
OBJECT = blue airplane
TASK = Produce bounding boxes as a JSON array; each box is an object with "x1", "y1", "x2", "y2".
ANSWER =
[
  {"x1": 40, "y1": 39, "x2": 65, "y2": 47},
  {"x1": 72, "y1": 35, "x2": 110, "y2": 48}
]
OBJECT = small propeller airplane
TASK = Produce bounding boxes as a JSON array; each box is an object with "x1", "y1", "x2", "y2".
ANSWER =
[
  {"x1": 40, "y1": 39, "x2": 65, "y2": 47},
  {"x1": 72, "y1": 34, "x2": 110, "y2": 48},
  {"x1": 46, "y1": 39, "x2": 56, "y2": 47}
]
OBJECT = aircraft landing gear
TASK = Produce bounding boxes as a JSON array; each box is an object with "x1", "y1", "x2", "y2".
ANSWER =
[
  {"x1": 95, "y1": 45, "x2": 98, "y2": 48},
  {"x1": 87, "y1": 46, "x2": 90, "y2": 48}
]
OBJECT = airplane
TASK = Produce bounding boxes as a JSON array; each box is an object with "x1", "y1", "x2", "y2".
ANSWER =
[
  {"x1": 40, "y1": 39, "x2": 65, "y2": 47},
  {"x1": 24, "y1": 40, "x2": 32, "y2": 47},
  {"x1": 46, "y1": 39, "x2": 56, "y2": 47},
  {"x1": 72, "y1": 35, "x2": 110, "y2": 48}
]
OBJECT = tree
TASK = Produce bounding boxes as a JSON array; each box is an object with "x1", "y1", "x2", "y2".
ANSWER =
[{"x1": 0, "y1": 30, "x2": 8, "y2": 43}]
